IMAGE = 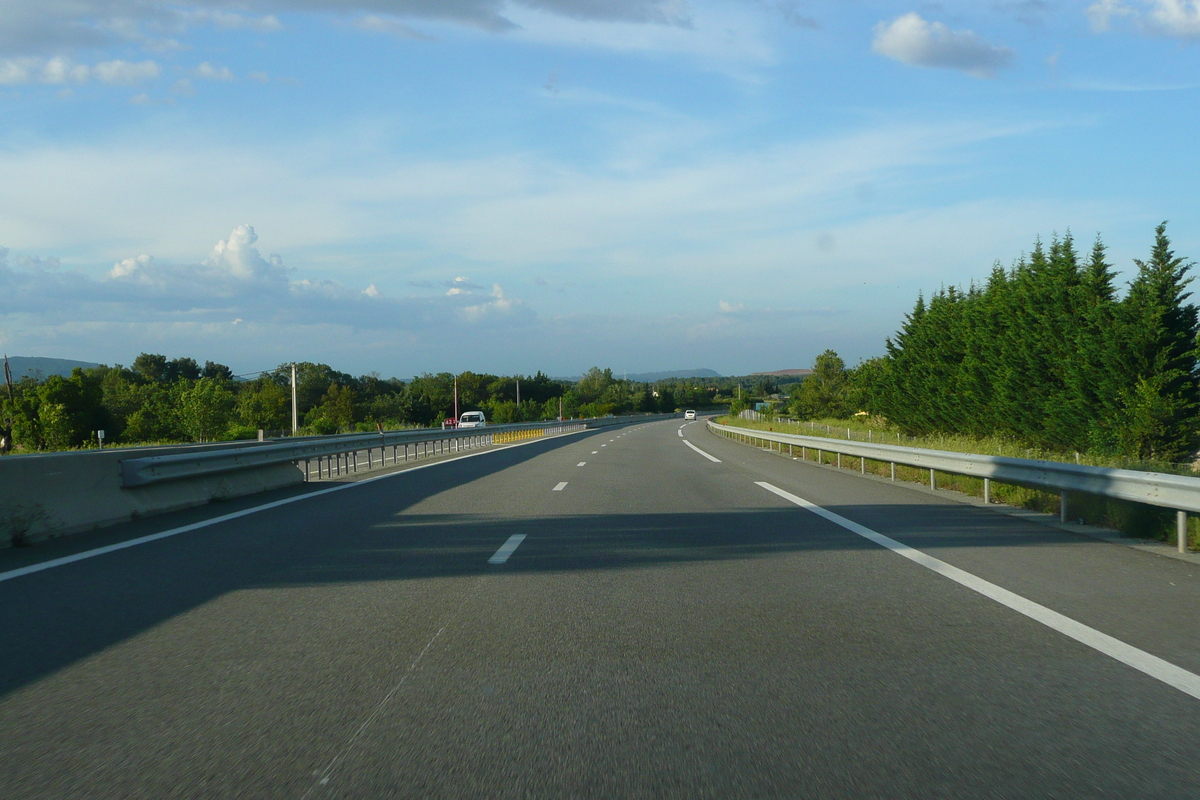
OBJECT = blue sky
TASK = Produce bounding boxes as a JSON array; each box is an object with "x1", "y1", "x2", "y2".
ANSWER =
[{"x1": 1, "y1": 0, "x2": 1198, "y2": 378}]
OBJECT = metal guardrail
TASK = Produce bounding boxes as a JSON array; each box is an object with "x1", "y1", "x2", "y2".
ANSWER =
[
  {"x1": 708, "y1": 419, "x2": 1200, "y2": 553},
  {"x1": 120, "y1": 413, "x2": 680, "y2": 488}
]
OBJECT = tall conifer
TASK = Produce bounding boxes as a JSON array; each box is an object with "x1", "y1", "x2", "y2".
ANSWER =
[{"x1": 1111, "y1": 222, "x2": 1200, "y2": 460}]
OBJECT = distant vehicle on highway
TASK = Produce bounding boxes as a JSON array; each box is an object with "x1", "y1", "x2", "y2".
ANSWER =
[
  {"x1": 684, "y1": 410, "x2": 697, "y2": 420},
  {"x1": 458, "y1": 411, "x2": 487, "y2": 428}
]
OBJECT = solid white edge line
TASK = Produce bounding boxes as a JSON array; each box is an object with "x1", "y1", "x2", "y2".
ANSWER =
[
  {"x1": 553, "y1": 481, "x2": 569, "y2": 491},
  {"x1": 0, "y1": 428, "x2": 586, "y2": 585},
  {"x1": 683, "y1": 439, "x2": 722, "y2": 463},
  {"x1": 677, "y1": 429, "x2": 683, "y2": 437},
  {"x1": 487, "y1": 533, "x2": 527, "y2": 565},
  {"x1": 754, "y1": 480, "x2": 1200, "y2": 702}
]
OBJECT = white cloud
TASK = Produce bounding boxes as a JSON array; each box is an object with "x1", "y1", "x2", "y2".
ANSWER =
[
  {"x1": 1087, "y1": 0, "x2": 1136, "y2": 31},
  {"x1": 94, "y1": 59, "x2": 159, "y2": 84},
  {"x1": 205, "y1": 224, "x2": 288, "y2": 282},
  {"x1": 247, "y1": 70, "x2": 270, "y2": 83},
  {"x1": 353, "y1": 15, "x2": 433, "y2": 40},
  {"x1": 0, "y1": 56, "x2": 157, "y2": 85},
  {"x1": 0, "y1": 58, "x2": 31, "y2": 84},
  {"x1": 461, "y1": 283, "x2": 521, "y2": 320},
  {"x1": 41, "y1": 56, "x2": 90, "y2": 84},
  {"x1": 1145, "y1": 0, "x2": 1200, "y2": 36},
  {"x1": 0, "y1": 0, "x2": 693, "y2": 59},
  {"x1": 1087, "y1": 0, "x2": 1200, "y2": 37},
  {"x1": 199, "y1": 11, "x2": 284, "y2": 32},
  {"x1": 143, "y1": 38, "x2": 188, "y2": 54},
  {"x1": 1, "y1": 224, "x2": 532, "y2": 340},
  {"x1": 872, "y1": 13, "x2": 1014, "y2": 78},
  {"x1": 718, "y1": 300, "x2": 745, "y2": 313},
  {"x1": 0, "y1": 57, "x2": 87, "y2": 85},
  {"x1": 506, "y1": 2, "x2": 774, "y2": 68},
  {"x1": 193, "y1": 61, "x2": 234, "y2": 81}
]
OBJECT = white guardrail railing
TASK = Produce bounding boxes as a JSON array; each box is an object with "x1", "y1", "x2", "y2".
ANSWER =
[
  {"x1": 708, "y1": 419, "x2": 1200, "y2": 553},
  {"x1": 120, "y1": 414, "x2": 680, "y2": 488}
]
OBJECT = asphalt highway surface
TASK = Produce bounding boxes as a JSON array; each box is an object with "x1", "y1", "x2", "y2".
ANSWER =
[{"x1": 3, "y1": 418, "x2": 1200, "y2": 798}]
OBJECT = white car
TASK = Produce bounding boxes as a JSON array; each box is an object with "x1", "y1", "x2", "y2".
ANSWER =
[
  {"x1": 684, "y1": 410, "x2": 697, "y2": 420},
  {"x1": 458, "y1": 411, "x2": 487, "y2": 428}
]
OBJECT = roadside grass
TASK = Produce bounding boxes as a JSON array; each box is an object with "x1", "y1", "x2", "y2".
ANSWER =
[{"x1": 715, "y1": 415, "x2": 1200, "y2": 550}]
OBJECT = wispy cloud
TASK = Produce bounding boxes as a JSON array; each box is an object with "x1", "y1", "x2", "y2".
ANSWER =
[
  {"x1": 0, "y1": 56, "x2": 158, "y2": 86},
  {"x1": 0, "y1": 0, "x2": 693, "y2": 59},
  {"x1": 1087, "y1": 0, "x2": 1200, "y2": 38},
  {"x1": 352, "y1": 15, "x2": 434, "y2": 41},
  {"x1": 193, "y1": 62, "x2": 234, "y2": 81},
  {"x1": 0, "y1": 225, "x2": 532, "y2": 334}
]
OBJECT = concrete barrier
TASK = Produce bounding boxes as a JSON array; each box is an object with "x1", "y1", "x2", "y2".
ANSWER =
[
  {"x1": 0, "y1": 412, "x2": 686, "y2": 549},
  {"x1": 0, "y1": 443, "x2": 302, "y2": 548}
]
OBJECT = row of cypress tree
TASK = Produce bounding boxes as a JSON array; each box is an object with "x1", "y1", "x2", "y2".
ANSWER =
[{"x1": 866, "y1": 223, "x2": 1200, "y2": 461}]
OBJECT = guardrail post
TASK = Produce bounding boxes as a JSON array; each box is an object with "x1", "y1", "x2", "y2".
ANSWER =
[
  {"x1": 1178, "y1": 510, "x2": 1187, "y2": 553},
  {"x1": 789, "y1": 444, "x2": 793, "y2": 456},
  {"x1": 860, "y1": 456, "x2": 865, "y2": 474},
  {"x1": 818, "y1": 448, "x2": 823, "y2": 464},
  {"x1": 801, "y1": 446, "x2": 806, "y2": 460},
  {"x1": 837, "y1": 453, "x2": 841, "y2": 469},
  {"x1": 984, "y1": 478, "x2": 991, "y2": 504},
  {"x1": 1060, "y1": 491, "x2": 1068, "y2": 523},
  {"x1": 930, "y1": 469, "x2": 936, "y2": 490},
  {"x1": 304, "y1": 459, "x2": 309, "y2": 482},
  {"x1": 890, "y1": 462, "x2": 895, "y2": 481}
]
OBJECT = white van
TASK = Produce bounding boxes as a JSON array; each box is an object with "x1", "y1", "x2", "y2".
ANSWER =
[
  {"x1": 458, "y1": 411, "x2": 487, "y2": 428},
  {"x1": 684, "y1": 410, "x2": 697, "y2": 420}
]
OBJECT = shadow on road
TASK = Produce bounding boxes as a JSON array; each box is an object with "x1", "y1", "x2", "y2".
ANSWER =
[{"x1": 0, "y1": 426, "x2": 1097, "y2": 700}]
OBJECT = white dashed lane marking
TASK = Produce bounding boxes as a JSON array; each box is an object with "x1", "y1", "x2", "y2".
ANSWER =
[
  {"x1": 756, "y1": 481, "x2": 1200, "y2": 703},
  {"x1": 488, "y1": 534, "x2": 527, "y2": 565},
  {"x1": 553, "y1": 482, "x2": 568, "y2": 491},
  {"x1": 683, "y1": 440, "x2": 721, "y2": 463},
  {"x1": 577, "y1": 462, "x2": 586, "y2": 467}
]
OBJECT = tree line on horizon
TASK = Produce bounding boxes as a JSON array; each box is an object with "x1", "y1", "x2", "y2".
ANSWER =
[
  {"x1": 0, "y1": 358, "x2": 718, "y2": 452},
  {"x1": 778, "y1": 223, "x2": 1200, "y2": 463}
]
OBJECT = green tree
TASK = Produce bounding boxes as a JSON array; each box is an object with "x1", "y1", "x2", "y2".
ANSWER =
[
  {"x1": 789, "y1": 350, "x2": 851, "y2": 419},
  {"x1": 177, "y1": 377, "x2": 235, "y2": 442},
  {"x1": 1109, "y1": 222, "x2": 1200, "y2": 460},
  {"x1": 133, "y1": 353, "x2": 168, "y2": 383},
  {"x1": 235, "y1": 379, "x2": 290, "y2": 430},
  {"x1": 203, "y1": 361, "x2": 234, "y2": 380}
]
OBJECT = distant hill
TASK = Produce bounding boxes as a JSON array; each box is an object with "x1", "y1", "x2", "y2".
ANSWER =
[
  {"x1": 3, "y1": 356, "x2": 102, "y2": 380},
  {"x1": 750, "y1": 369, "x2": 812, "y2": 378},
  {"x1": 626, "y1": 368, "x2": 722, "y2": 382},
  {"x1": 553, "y1": 368, "x2": 722, "y2": 383}
]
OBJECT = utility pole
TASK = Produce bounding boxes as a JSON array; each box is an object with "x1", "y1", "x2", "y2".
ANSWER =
[
  {"x1": 453, "y1": 375, "x2": 459, "y2": 422},
  {"x1": 558, "y1": 396, "x2": 563, "y2": 421},
  {"x1": 291, "y1": 363, "x2": 298, "y2": 436},
  {"x1": 516, "y1": 378, "x2": 520, "y2": 407},
  {"x1": 1, "y1": 354, "x2": 13, "y2": 455}
]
